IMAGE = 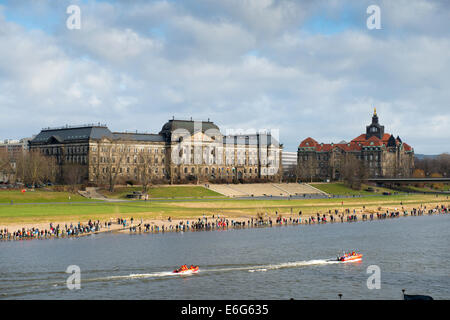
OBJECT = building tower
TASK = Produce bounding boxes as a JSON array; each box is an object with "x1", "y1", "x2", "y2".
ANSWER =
[{"x1": 366, "y1": 107, "x2": 385, "y2": 139}]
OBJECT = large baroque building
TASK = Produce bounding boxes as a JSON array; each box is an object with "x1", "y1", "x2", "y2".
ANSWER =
[
  {"x1": 297, "y1": 110, "x2": 414, "y2": 180},
  {"x1": 29, "y1": 119, "x2": 282, "y2": 185}
]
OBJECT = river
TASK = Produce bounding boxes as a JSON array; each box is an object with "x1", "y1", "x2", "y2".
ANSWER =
[{"x1": 1, "y1": 214, "x2": 449, "y2": 299}]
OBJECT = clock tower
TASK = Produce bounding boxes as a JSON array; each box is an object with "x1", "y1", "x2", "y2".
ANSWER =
[{"x1": 366, "y1": 108, "x2": 385, "y2": 139}]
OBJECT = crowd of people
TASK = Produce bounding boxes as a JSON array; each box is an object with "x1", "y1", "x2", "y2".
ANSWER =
[
  {"x1": 0, "y1": 220, "x2": 105, "y2": 241},
  {"x1": 1, "y1": 204, "x2": 449, "y2": 241}
]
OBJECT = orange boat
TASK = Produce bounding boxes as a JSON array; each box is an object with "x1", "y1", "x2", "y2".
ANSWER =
[
  {"x1": 173, "y1": 265, "x2": 199, "y2": 274},
  {"x1": 337, "y1": 252, "x2": 363, "y2": 262}
]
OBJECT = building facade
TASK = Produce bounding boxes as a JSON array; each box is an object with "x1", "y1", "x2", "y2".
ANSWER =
[
  {"x1": 0, "y1": 138, "x2": 31, "y2": 183},
  {"x1": 281, "y1": 151, "x2": 298, "y2": 180},
  {"x1": 29, "y1": 119, "x2": 283, "y2": 185},
  {"x1": 297, "y1": 110, "x2": 414, "y2": 181},
  {"x1": 0, "y1": 138, "x2": 30, "y2": 159}
]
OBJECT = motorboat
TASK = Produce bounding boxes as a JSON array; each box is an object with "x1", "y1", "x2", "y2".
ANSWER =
[
  {"x1": 173, "y1": 265, "x2": 199, "y2": 274},
  {"x1": 337, "y1": 252, "x2": 362, "y2": 262}
]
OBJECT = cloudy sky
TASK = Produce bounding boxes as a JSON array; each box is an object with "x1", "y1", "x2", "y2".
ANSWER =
[{"x1": 0, "y1": 0, "x2": 449, "y2": 154}]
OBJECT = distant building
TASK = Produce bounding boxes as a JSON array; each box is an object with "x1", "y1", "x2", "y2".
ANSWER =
[
  {"x1": 0, "y1": 138, "x2": 31, "y2": 182},
  {"x1": 0, "y1": 138, "x2": 30, "y2": 160},
  {"x1": 297, "y1": 109, "x2": 414, "y2": 180},
  {"x1": 282, "y1": 151, "x2": 298, "y2": 180},
  {"x1": 29, "y1": 119, "x2": 283, "y2": 185}
]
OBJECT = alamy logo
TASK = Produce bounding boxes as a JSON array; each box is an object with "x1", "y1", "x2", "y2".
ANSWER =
[
  {"x1": 66, "y1": 5, "x2": 81, "y2": 30},
  {"x1": 366, "y1": 265, "x2": 381, "y2": 289},
  {"x1": 366, "y1": 5, "x2": 381, "y2": 30},
  {"x1": 66, "y1": 265, "x2": 81, "y2": 290}
]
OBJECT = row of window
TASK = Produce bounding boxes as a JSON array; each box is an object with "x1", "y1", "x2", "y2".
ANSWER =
[
  {"x1": 300, "y1": 154, "x2": 381, "y2": 161},
  {"x1": 176, "y1": 167, "x2": 260, "y2": 175},
  {"x1": 92, "y1": 167, "x2": 269, "y2": 176},
  {"x1": 92, "y1": 156, "x2": 165, "y2": 164},
  {"x1": 94, "y1": 147, "x2": 164, "y2": 153}
]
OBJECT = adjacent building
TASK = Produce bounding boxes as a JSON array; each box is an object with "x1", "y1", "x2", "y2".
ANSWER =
[
  {"x1": 0, "y1": 138, "x2": 30, "y2": 159},
  {"x1": 297, "y1": 109, "x2": 414, "y2": 180},
  {"x1": 281, "y1": 151, "x2": 298, "y2": 179},
  {"x1": 0, "y1": 138, "x2": 31, "y2": 183},
  {"x1": 29, "y1": 119, "x2": 283, "y2": 185}
]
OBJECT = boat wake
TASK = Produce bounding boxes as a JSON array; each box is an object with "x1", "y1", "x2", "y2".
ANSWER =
[
  {"x1": 248, "y1": 259, "x2": 340, "y2": 272},
  {"x1": 104, "y1": 271, "x2": 178, "y2": 280},
  {"x1": 86, "y1": 258, "x2": 343, "y2": 282}
]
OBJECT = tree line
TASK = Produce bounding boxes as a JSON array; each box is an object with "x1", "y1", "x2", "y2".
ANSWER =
[
  {"x1": 413, "y1": 153, "x2": 450, "y2": 178},
  {"x1": 0, "y1": 150, "x2": 58, "y2": 186}
]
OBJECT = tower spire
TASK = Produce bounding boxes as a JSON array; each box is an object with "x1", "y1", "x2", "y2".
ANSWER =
[{"x1": 374, "y1": 107, "x2": 377, "y2": 116}]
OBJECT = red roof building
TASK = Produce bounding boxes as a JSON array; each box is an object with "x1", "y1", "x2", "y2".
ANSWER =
[{"x1": 297, "y1": 109, "x2": 414, "y2": 180}]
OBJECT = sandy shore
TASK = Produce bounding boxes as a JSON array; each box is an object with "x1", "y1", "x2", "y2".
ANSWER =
[{"x1": 1, "y1": 200, "x2": 448, "y2": 241}]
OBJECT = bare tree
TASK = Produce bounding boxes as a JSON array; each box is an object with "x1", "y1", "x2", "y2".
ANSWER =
[
  {"x1": 415, "y1": 153, "x2": 450, "y2": 178},
  {"x1": 62, "y1": 164, "x2": 86, "y2": 190},
  {"x1": 15, "y1": 149, "x2": 57, "y2": 185},
  {"x1": 297, "y1": 153, "x2": 316, "y2": 182},
  {"x1": 0, "y1": 152, "x2": 15, "y2": 183},
  {"x1": 136, "y1": 149, "x2": 153, "y2": 193},
  {"x1": 341, "y1": 154, "x2": 365, "y2": 190},
  {"x1": 90, "y1": 138, "x2": 129, "y2": 192},
  {"x1": 105, "y1": 140, "x2": 128, "y2": 192}
]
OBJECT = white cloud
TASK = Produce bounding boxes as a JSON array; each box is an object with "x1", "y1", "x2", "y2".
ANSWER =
[{"x1": 0, "y1": 0, "x2": 449, "y2": 154}]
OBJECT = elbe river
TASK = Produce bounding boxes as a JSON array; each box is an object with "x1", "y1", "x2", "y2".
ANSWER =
[{"x1": 1, "y1": 214, "x2": 449, "y2": 299}]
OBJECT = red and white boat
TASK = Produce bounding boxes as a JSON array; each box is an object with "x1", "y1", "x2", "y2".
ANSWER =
[
  {"x1": 173, "y1": 265, "x2": 199, "y2": 274},
  {"x1": 337, "y1": 252, "x2": 363, "y2": 262}
]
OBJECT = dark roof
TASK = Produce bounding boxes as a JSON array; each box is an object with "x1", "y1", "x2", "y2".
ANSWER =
[
  {"x1": 31, "y1": 126, "x2": 113, "y2": 144},
  {"x1": 159, "y1": 119, "x2": 220, "y2": 139},
  {"x1": 113, "y1": 132, "x2": 165, "y2": 142},
  {"x1": 30, "y1": 121, "x2": 282, "y2": 147},
  {"x1": 30, "y1": 125, "x2": 166, "y2": 144}
]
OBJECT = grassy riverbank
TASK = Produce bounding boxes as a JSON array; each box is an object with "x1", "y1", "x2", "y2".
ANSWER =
[
  {"x1": 1, "y1": 193, "x2": 448, "y2": 226},
  {"x1": 310, "y1": 183, "x2": 397, "y2": 195},
  {"x1": 98, "y1": 185, "x2": 224, "y2": 199},
  {"x1": 0, "y1": 190, "x2": 92, "y2": 204}
]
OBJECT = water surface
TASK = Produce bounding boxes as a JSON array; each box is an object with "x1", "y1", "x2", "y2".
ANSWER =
[{"x1": 1, "y1": 214, "x2": 449, "y2": 299}]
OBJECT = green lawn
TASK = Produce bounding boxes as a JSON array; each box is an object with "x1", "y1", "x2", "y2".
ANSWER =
[
  {"x1": 1, "y1": 193, "x2": 447, "y2": 225},
  {"x1": 310, "y1": 183, "x2": 397, "y2": 196},
  {"x1": 100, "y1": 185, "x2": 225, "y2": 199},
  {"x1": 0, "y1": 190, "x2": 92, "y2": 204}
]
